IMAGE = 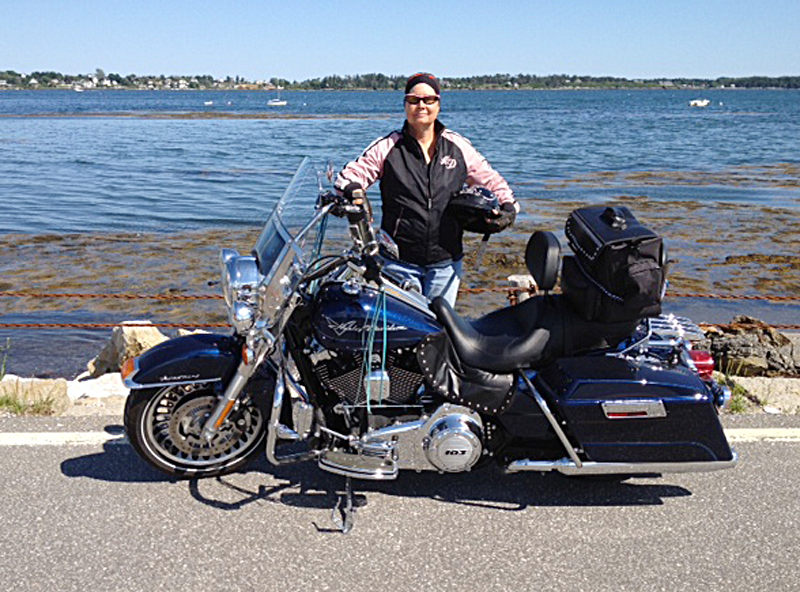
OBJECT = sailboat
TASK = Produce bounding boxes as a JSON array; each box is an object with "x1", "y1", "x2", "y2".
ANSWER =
[{"x1": 267, "y1": 86, "x2": 287, "y2": 106}]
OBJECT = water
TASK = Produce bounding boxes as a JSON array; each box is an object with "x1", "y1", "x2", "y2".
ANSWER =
[
  {"x1": 1, "y1": 89, "x2": 799, "y2": 377},
  {"x1": 1, "y1": 89, "x2": 798, "y2": 234}
]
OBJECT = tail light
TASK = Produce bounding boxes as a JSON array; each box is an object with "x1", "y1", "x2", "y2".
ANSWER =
[{"x1": 689, "y1": 350, "x2": 715, "y2": 381}]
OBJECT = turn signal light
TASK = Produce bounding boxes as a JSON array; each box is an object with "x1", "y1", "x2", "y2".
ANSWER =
[{"x1": 121, "y1": 357, "x2": 137, "y2": 381}]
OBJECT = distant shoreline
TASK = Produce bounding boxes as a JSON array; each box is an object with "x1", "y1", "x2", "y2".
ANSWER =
[
  {"x1": 3, "y1": 86, "x2": 800, "y2": 92},
  {"x1": 2, "y1": 72, "x2": 800, "y2": 91}
]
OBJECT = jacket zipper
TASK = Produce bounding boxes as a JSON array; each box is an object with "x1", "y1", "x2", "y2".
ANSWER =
[{"x1": 393, "y1": 206, "x2": 405, "y2": 236}]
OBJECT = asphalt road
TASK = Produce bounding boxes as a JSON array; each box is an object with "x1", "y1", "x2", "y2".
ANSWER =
[{"x1": 1, "y1": 414, "x2": 799, "y2": 592}]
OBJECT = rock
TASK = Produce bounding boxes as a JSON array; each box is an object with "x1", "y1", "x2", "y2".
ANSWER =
[
  {"x1": 787, "y1": 333, "x2": 800, "y2": 368},
  {"x1": 87, "y1": 321, "x2": 168, "y2": 378},
  {"x1": 732, "y1": 376, "x2": 800, "y2": 414},
  {"x1": 737, "y1": 356, "x2": 770, "y2": 377},
  {"x1": 0, "y1": 375, "x2": 70, "y2": 415},
  {"x1": 704, "y1": 316, "x2": 798, "y2": 377},
  {"x1": 177, "y1": 328, "x2": 210, "y2": 337},
  {"x1": 67, "y1": 372, "x2": 128, "y2": 400}
]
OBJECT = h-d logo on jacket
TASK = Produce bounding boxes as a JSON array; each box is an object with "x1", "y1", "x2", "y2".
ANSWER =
[{"x1": 440, "y1": 155, "x2": 457, "y2": 169}]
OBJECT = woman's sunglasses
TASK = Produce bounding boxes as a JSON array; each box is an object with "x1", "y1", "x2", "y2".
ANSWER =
[{"x1": 405, "y1": 94, "x2": 440, "y2": 105}]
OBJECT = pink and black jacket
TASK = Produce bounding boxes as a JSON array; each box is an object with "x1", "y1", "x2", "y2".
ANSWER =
[{"x1": 336, "y1": 120, "x2": 516, "y2": 266}]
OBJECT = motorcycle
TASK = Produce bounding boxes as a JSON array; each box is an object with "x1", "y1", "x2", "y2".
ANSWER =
[{"x1": 122, "y1": 158, "x2": 737, "y2": 532}]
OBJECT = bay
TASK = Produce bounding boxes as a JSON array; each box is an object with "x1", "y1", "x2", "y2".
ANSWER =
[{"x1": 1, "y1": 89, "x2": 798, "y2": 234}]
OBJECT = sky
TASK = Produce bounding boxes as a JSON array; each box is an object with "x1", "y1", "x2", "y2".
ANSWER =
[{"x1": 2, "y1": 0, "x2": 798, "y2": 81}]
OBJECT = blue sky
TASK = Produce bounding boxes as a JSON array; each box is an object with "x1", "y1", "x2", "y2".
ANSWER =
[{"x1": 3, "y1": 0, "x2": 797, "y2": 80}]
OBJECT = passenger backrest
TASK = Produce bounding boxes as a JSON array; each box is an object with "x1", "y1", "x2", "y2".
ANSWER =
[{"x1": 525, "y1": 231, "x2": 561, "y2": 292}]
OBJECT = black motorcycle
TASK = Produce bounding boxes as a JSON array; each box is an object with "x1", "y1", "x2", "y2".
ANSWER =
[{"x1": 122, "y1": 158, "x2": 736, "y2": 532}]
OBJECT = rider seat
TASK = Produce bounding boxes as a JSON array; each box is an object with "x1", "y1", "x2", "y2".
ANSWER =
[{"x1": 429, "y1": 231, "x2": 563, "y2": 373}]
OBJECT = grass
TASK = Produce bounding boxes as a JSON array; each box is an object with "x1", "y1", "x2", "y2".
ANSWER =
[
  {"x1": 714, "y1": 360, "x2": 761, "y2": 414},
  {"x1": 0, "y1": 387, "x2": 59, "y2": 417},
  {"x1": 0, "y1": 339, "x2": 59, "y2": 416},
  {"x1": 725, "y1": 378, "x2": 752, "y2": 414}
]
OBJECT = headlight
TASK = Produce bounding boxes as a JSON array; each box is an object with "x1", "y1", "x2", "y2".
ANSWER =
[
  {"x1": 231, "y1": 301, "x2": 256, "y2": 333},
  {"x1": 219, "y1": 249, "x2": 261, "y2": 332}
]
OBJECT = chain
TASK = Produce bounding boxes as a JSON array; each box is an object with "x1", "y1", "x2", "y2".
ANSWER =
[
  {"x1": 0, "y1": 322, "x2": 229, "y2": 329},
  {"x1": 667, "y1": 292, "x2": 800, "y2": 303},
  {"x1": 0, "y1": 291, "x2": 223, "y2": 301},
  {"x1": 2, "y1": 289, "x2": 799, "y2": 302}
]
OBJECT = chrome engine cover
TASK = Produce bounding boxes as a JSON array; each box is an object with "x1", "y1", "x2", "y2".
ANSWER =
[
  {"x1": 424, "y1": 412, "x2": 483, "y2": 472},
  {"x1": 359, "y1": 403, "x2": 485, "y2": 474}
]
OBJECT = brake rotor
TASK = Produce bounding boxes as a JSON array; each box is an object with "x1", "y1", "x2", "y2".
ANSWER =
[{"x1": 167, "y1": 395, "x2": 238, "y2": 457}]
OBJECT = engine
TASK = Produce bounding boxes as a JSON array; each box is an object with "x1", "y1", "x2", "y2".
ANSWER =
[{"x1": 310, "y1": 346, "x2": 426, "y2": 408}]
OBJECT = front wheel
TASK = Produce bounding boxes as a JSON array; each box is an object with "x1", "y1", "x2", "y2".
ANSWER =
[{"x1": 124, "y1": 382, "x2": 268, "y2": 478}]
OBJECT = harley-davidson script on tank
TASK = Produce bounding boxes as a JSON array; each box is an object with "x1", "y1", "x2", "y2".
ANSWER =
[{"x1": 313, "y1": 282, "x2": 441, "y2": 351}]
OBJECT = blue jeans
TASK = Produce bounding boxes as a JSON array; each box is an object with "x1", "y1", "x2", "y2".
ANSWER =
[{"x1": 382, "y1": 258, "x2": 463, "y2": 307}]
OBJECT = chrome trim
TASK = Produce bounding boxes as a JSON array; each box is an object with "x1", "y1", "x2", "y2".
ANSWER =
[
  {"x1": 200, "y1": 361, "x2": 252, "y2": 439},
  {"x1": 506, "y1": 450, "x2": 738, "y2": 475},
  {"x1": 616, "y1": 323, "x2": 652, "y2": 356},
  {"x1": 649, "y1": 314, "x2": 706, "y2": 343},
  {"x1": 230, "y1": 301, "x2": 256, "y2": 334},
  {"x1": 520, "y1": 373, "x2": 583, "y2": 468},
  {"x1": 601, "y1": 399, "x2": 667, "y2": 419},
  {"x1": 265, "y1": 370, "x2": 315, "y2": 466},
  {"x1": 124, "y1": 376, "x2": 222, "y2": 390},
  {"x1": 284, "y1": 366, "x2": 310, "y2": 404},
  {"x1": 318, "y1": 449, "x2": 399, "y2": 480},
  {"x1": 719, "y1": 385, "x2": 733, "y2": 410},
  {"x1": 381, "y1": 277, "x2": 437, "y2": 318},
  {"x1": 122, "y1": 347, "x2": 227, "y2": 390}
]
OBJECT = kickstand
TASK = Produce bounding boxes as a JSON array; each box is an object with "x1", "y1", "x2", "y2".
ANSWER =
[{"x1": 331, "y1": 477, "x2": 356, "y2": 534}]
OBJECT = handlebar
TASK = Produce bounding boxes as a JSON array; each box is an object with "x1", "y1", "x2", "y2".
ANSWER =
[
  {"x1": 347, "y1": 189, "x2": 379, "y2": 256},
  {"x1": 318, "y1": 189, "x2": 379, "y2": 257}
]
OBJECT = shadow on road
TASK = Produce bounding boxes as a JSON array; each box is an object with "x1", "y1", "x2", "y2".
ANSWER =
[{"x1": 61, "y1": 440, "x2": 692, "y2": 513}]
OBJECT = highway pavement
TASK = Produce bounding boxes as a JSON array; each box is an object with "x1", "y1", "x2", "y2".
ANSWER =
[{"x1": 1, "y1": 413, "x2": 799, "y2": 592}]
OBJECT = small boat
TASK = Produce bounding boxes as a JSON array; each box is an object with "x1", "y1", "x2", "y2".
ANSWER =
[
  {"x1": 267, "y1": 87, "x2": 287, "y2": 106},
  {"x1": 689, "y1": 98, "x2": 711, "y2": 107},
  {"x1": 204, "y1": 100, "x2": 214, "y2": 106}
]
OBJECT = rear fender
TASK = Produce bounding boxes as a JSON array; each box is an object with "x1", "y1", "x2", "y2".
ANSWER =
[{"x1": 123, "y1": 333, "x2": 241, "y2": 389}]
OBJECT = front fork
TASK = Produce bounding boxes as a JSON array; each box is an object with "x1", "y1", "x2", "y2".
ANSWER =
[
  {"x1": 201, "y1": 335, "x2": 315, "y2": 466},
  {"x1": 201, "y1": 335, "x2": 272, "y2": 442}
]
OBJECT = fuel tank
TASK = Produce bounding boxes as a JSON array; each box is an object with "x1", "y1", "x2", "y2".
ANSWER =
[{"x1": 313, "y1": 281, "x2": 441, "y2": 352}]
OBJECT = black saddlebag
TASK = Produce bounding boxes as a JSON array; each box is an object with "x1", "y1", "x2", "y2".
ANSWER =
[
  {"x1": 563, "y1": 206, "x2": 666, "y2": 322},
  {"x1": 534, "y1": 356, "x2": 734, "y2": 463}
]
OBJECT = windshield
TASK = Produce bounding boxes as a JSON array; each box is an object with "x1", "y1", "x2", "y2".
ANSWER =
[{"x1": 253, "y1": 157, "x2": 349, "y2": 278}]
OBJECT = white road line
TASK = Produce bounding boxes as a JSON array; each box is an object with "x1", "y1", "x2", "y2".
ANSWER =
[
  {"x1": 0, "y1": 432, "x2": 128, "y2": 446},
  {"x1": 0, "y1": 428, "x2": 799, "y2": 447},
  {"x1": 724, "y1": 428, "x2": 800, "y2": 442}
]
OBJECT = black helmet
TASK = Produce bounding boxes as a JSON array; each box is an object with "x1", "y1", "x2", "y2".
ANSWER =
[{"x1": 447, "y1": 186, "x2": 501, "y2": 234}]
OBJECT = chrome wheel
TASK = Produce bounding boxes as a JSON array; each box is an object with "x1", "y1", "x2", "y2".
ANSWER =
[{"x1": 126, "y1": 383, "x2": 267, "y2": 477}]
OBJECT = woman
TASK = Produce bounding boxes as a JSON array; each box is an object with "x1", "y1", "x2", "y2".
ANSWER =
[{"x1": 335, "y1": 72, "x2": 518, "y2": 306}]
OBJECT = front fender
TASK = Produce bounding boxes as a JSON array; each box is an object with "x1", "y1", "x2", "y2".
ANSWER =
[{"x1": 123, "y1": 333, "x2": 242, "y2": 389}]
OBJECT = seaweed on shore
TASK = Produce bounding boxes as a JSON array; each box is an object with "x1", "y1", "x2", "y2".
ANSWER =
[{"x1": 1, "y1": 198, "x2": 799, "y2": 325}]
